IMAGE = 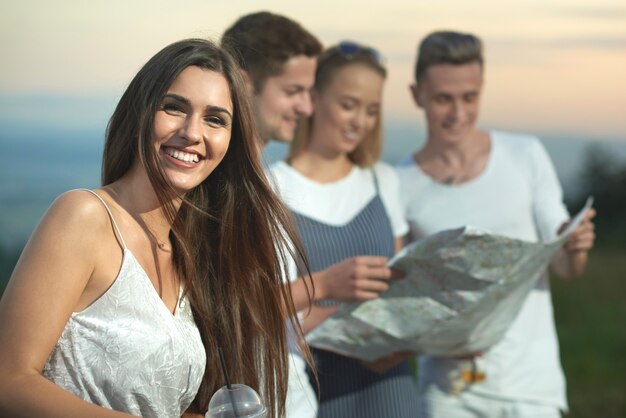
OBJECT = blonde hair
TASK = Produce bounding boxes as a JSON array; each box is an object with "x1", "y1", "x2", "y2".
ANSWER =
[{"x1": 288, "y1": 43, "x2": 386, "y2": 167}]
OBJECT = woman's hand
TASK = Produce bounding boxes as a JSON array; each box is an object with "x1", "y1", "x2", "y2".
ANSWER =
[
  {"x1": 360, "y1": 351, "x2": 415, "y2": 374},
  {"x1": 314, "y1": 256, "x2": 403, "y2": 302}
]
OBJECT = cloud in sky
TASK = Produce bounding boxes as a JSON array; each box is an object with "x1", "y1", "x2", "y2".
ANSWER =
[{"x1": 0, "y1": 0, "x2": 625, "y2": 139}]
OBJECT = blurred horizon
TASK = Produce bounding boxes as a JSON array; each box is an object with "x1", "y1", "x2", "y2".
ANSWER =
[{"x1": 2, "y1": 119, "x2": 626, "y2": 251}]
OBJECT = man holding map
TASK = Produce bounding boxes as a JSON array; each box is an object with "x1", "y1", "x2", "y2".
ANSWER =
[{"x1": 396, "y1": 31, "x2": 596, "y2": 418}]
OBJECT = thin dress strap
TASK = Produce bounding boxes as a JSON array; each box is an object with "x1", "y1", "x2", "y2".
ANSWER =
[
  {"x1": 79, "y1": 189, "x2": 127, "y2": 250},
  {"x1": 370, "y1": 168, "x2": 381, "y2": 195}
]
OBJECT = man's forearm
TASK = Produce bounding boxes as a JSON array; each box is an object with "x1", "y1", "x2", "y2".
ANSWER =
[{"x1": 551, "y1": 248, "x2": 588, "y2": 279}]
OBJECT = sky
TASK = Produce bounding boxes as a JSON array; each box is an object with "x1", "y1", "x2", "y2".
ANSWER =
[{"x1": 1, "y1": 0, "x2": 625, "y2": 140}]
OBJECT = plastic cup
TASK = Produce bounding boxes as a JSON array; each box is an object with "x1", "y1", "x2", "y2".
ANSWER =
[{"x1": 205, "y1": 383, "x2": 267, "y2": 418}]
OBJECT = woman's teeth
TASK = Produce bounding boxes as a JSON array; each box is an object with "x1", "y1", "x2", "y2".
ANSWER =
[{"x1": 164, "y1": 148, "x2": 199, "y2": 163}]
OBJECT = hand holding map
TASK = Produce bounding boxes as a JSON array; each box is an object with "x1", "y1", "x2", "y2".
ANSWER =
[{"x1": 306, "y1": 198, "x2": 594, "y2": 361}]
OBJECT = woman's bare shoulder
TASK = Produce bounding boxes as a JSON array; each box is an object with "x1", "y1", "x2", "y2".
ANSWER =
[{"x1": 39, "y1": 189, "x2": 115, "y2": 243}]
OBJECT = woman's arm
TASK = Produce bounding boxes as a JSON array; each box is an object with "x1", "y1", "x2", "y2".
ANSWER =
[
  {"x1": 300, "y1": 305, "x2": 338, "y2": 335},
  {"x1": 0, "y1": 191, "x2": 136, "y2": 418},
  {"x1": 395, "y1": 237, "x2": 403, "y2": 254}
]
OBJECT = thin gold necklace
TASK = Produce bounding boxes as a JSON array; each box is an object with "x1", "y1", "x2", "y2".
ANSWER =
[{"x1": 104, "y1": 186, "x2": 172, "y2": 251}]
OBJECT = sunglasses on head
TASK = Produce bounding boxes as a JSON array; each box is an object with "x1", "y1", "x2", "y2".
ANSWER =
[{"x1": 337, "y1": 41, "x2": 383, "y2": 64}]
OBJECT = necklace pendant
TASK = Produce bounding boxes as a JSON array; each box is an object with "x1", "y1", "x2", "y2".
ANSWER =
[{"x1": 158, "y1": 242, "x2": 165, "y2": 249}]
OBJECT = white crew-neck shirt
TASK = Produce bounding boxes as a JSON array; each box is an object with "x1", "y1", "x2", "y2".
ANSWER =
[
  {"x1": 396, "y1": 131, "x2": 570, "y2": 410},
  {"x1": 270, "y1": 161, "x2": 408, "y2": 237}
]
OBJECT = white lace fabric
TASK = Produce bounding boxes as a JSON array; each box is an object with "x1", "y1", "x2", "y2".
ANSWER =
[{"x1": 42, "y1": 190, "x2": 206, "y2": 417}]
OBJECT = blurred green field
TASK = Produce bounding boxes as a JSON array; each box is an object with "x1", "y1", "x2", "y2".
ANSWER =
[{"x1": 551, "y1": 249, "x2": 626, "y2": 418}]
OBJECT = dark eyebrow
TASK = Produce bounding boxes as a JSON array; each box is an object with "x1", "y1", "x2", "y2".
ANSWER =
[
  {"x1": 162, "y1": 93, "x2": 233, "y2": 119},
  {"x1": 285, "y1": 85, "x2": 306, "y2": 92}
]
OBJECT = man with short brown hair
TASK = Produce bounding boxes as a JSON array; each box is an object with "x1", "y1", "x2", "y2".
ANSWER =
[
  {"x1": 397, "y1": 30, "x2": 596, "y2": 418},
  {"x1": 222, "y1": 11, "x2": 322, "y2": 144}
]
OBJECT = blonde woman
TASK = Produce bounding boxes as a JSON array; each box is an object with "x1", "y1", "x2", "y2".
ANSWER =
[{"x1": 270, "y1": 42, "x2": 419, "y2": 417}]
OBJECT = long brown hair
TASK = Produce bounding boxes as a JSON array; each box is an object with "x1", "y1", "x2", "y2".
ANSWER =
[
  {"x1": 288, "y1": 42, "x2": 387, "y2": 167},
  {"x1": 102, "y1": 38, "x2": 309, "y2": 417}
]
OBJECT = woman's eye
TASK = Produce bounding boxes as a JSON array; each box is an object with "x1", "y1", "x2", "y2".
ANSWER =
[
  {"x1": 340, "y1": 102, "x2": 354, "y2": 110},
  {"x1": 464, "y1": 94, "x2": 478, "y2": 103},
  {"x1": 367, "y1": 108, "x2": 380, "y2": 117},
  {"x1": 205, "y1": 115, "x2": 227, "y2": 126},
  {"x1": 162, "y1": 103, "x2": 184, "y2": 114}
]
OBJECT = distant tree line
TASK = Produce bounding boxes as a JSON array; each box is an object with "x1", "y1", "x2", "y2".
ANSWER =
[{"x1": 565, "y1": 144, "x2": 626, "y2": 249}]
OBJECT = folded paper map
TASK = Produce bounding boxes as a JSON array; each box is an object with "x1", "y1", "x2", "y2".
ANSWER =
[{"x1": 306, "y1": 198, "x2": 593, "y2": 361}]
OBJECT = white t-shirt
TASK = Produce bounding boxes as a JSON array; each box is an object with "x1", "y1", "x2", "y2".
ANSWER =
[
  {"x1": 269, "y1": 161, "x2": 408, "y2": 237},
  {"x1": 396, "y1": 131, "x2": 570, "y2": 410}
]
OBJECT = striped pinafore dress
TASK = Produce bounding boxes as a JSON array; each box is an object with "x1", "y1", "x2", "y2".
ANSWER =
[{"x1": 293, "y1": 171, "x2": 419, "y2": 418}]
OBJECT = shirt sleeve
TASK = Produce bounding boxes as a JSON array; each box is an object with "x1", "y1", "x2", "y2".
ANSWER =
[
  {"x1": 374, "y1": 162, "x2": 410, "y2": 238},
  {"x1": 527, "y1": 137, "x2": 570, "y2": 241}
]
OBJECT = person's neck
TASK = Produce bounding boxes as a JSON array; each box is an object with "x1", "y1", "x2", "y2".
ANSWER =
[
  {"x1": 108, "y1": 165, "x2": 180, "y2": 250},
  {"x1": 417, "y1": 129, "x2": 485, "y2": 164},
  {"x1": 260, "y1": 135, "x2": 271, "y2": 147},
  {"x1": 414, "y1": 129, "x2": 491, "y2": 184},
  {"x1": 290, "y1": 146, "x2": 353, "y2": 184}
]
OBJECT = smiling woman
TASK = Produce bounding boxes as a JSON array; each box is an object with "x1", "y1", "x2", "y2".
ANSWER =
[
  {"x1": 0, "y1": 39, "x2": 307, "y2": 418},
  {"x1": 271, "y1": 42, "x2": 420, "y2": 418},
  {"x1": 153, "y1": 66, "x2": 233, "y2": 192}
]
